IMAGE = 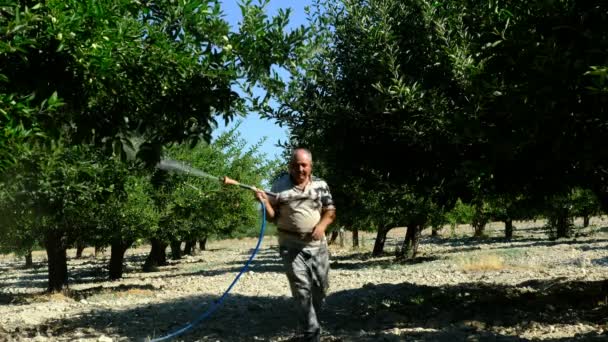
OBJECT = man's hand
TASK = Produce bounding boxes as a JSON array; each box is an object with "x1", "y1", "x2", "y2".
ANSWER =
[
  {"x1": 253, "y1": 187, "x2": 268, "y2": 203},
  {"x1": 311, "y1": 224, "x2": 326, "y2": 240},
  {"x1": 312, "y1": 209, "x2": 336, "y2": 240},
  {"x1": 253, "y1": 187, "x2": 275, "y2": 220}
]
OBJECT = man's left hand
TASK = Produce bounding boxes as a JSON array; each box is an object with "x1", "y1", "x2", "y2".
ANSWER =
[{"x1": 311, "y1": 225, "x2": 326, "y2": 240}]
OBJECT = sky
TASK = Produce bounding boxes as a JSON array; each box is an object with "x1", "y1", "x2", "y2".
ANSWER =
[{"x1": 212, "y1": 0, "x2": 313, "y2": 161}]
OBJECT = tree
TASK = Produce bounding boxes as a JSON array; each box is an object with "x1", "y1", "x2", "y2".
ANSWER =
[
  {"x1": 97, "y1": 173, "x2": 159, "y2": 280},
  {"x1": 267, "y1": 0, "x2": 473, "y2": 259},
  {"x1": 267, "y1": 0, "x2": 608, "y2": 260},
  {"x1": 443, "y1": 199, "x2": 475, "y2": 237},
  {"x1": 0, "y1": 176, "x2": 40, "y2": 268},
  {"x1": 143, "y1": 124, "x2": 278, "y2": 270},
  {"x1": 485, "y1": 194, "x2": 539, "y2": 240},
  {"x1": 1, "y1": 0, "x2": 311, "y2": 290},
  {"x1": 1, "y1": 141, "x2": 111, "y2": 291},
  {"x1": 570, "y1": 188, "x2": 601, "y2": 228}
]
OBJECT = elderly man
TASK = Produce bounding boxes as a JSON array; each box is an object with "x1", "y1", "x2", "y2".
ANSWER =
[{"x1": 255, "y1": 147, "x2": 336, "y2": 342}]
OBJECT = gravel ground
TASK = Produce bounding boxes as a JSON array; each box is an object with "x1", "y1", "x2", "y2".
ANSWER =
[{"x1": 1, "y1": 218, "x2": 608, "y2": 341}]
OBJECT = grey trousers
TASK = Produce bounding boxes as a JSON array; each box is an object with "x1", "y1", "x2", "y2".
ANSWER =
[{"x1": 279, "y1": 241, "x2": 330, "y2": 340}]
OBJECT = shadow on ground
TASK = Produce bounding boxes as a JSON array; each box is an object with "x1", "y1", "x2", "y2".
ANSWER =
[
  {"x1": 425, "y1": 235, "x2": 608, "y2": 250},
  {"x1": 4, "y1": 277, "x2": 607, "y2": 341}
]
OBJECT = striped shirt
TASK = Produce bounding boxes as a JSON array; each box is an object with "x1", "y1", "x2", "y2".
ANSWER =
[{"x1": 270, "y1": 173, "x2": 335, "y2": 246}]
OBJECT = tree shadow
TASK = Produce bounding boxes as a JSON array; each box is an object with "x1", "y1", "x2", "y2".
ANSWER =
[
  {"x1": 209, "y1": 247, "x2": 442, "y2": 274},
  {"x1": 5, "y1": 277, "x2": 606, "y2": 341},
  {"x1": 322, "y1": 278, "x2": 608, "y2": 341},
  {"x1": 424, "y1": 235, "x2": 608, "y2": 253},
  {"x1": 595, "y1": 226, "x2": 608, "y2": 234},
  {"x1": 576, "y1": 244, "x2": 608, "y2": 252},
  {"x1": 4, "y1": 292, "x2": 299, "y2": 341},
  {"x1": 65, "y1": 283, "x2": 159, "y2": 301},
  {"x1": 0, "y1": 267, "x2": 49, "y2": 289},
  {"x1": 592, "y1": 256, "x2": 608, "y2": 267},
  {"x1": 0, "y1": 291, "x2": 35, "y2": 305}
]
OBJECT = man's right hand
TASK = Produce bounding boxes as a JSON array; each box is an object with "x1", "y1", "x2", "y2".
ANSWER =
[
  {"x1": 253, "y1": 188, "x2": 268, "y2": 203},
  {"x1": 253, "y1": 188, "x2": 276, "y2": 219}
]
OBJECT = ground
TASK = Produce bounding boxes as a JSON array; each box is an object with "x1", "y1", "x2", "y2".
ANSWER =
[{"x1": 1, "y1": 218, "x2": 608, "y2": 341}]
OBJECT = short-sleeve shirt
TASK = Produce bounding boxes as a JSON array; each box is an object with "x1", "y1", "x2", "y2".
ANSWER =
[{"x1": 270, "y1": 174, "x2": 335, "y2": 246}]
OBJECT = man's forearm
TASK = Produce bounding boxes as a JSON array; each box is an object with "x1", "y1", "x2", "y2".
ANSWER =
[
  {"x1": 316, "y1": 209, "x2": 336, "y2": 231},
  {"x1": 261, "y1": 199, "x2": 276, "y2": 220},
  {"x1": 311, "y1": 209, "x2": 336, "y2": 240}
]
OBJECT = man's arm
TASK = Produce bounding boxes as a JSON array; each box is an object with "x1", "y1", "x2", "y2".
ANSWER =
[
  {"x1": 254, "y1": 189, "x2": 277, "y2": 220},
  {"x1": 312, "y1": 209, "x2": 336, "y2": 240}
]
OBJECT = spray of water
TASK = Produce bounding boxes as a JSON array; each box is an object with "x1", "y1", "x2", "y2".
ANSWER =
[
  {"x1": 156, "y1": 159, "x2": 221, "y2": 182},
  {"x1": 156, "y1": 159, "x2": 277, "y2": 197}
]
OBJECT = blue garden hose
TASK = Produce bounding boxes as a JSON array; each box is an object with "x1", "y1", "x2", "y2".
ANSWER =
[{"x1": 149, "y1": 201, "x2": 267, "y2": 341}]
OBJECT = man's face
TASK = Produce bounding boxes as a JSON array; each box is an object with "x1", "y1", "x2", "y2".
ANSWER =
[{"x1": 289, "y1": 150, "x2": 312, "y2": 185}]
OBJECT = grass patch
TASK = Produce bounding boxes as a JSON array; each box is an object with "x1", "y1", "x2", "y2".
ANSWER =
[
  {"x1": 28, "y1": 292, "x2": 75, "y2": 303},
  {"x1": 456, "y1": 248, "x2": 538, "y2": 272},
  {"x1": 458, "y1": 254, "x2": 505, "y2": 272},
  {"x1": 500, "y1": 248, "x2": 526, "y2": 260}
]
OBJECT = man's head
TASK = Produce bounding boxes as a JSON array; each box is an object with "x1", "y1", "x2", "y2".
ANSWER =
[{"x1": 289, "y1": 148, "x2": 313, "y2": 185}]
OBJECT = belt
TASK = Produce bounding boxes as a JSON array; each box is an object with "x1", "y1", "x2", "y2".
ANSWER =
[{"x1": 278, "y1": 228, "x2": 312, "y2": 240}]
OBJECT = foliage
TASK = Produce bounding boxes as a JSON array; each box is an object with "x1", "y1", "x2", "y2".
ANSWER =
[
  {"x1": 0, "y1": 3, "x2": 63, "y2": 171},
  {"x1": 0, "y1": 175, "x2": 39, "y2": 255},
  {"x1": 570, "y1": 188, "x2": 601, "y2": 220},
  {"x1": 154, "y1": 123, "x2": 279, "y2": 243},
  {"x1": 265, "y1": 0, "x2": 608, "y2": 239},
  {"x1": 266, "y1": 0, "x2": 478, "y2": 236},
  {"x1": 0, "y1": 140, "x2": 112, "y2": 252},
  {"x1": 95, "y1": 170, "x2": 159, "y2": 248},
  {"x1": 0, "y1": 0, "x2": 310, "y2": 166},
  {"x1": 444, "y1": 199, "x2": 475, "y2": 227}
]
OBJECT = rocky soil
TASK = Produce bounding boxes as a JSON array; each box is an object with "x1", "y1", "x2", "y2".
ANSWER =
[{"x1": 1, "y1": 218, "x2": 608, "y2": 341}]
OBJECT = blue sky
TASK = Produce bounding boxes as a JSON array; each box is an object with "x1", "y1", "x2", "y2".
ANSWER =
[{"x1": 212, "y1": 0, "x2": 313, "y2": 160}]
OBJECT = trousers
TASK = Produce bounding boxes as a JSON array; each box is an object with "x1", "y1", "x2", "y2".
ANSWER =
[{"x1": 279, "y1": 241, "x2": 330, "y2": 341}]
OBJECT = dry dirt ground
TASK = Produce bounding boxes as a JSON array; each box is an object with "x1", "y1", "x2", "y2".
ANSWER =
[{"x1": 1, "y1": 219, "x2": 608, "y2": 342}]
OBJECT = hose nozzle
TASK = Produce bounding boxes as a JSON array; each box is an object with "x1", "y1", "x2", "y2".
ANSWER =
[{"x1": 223, "y1": 176, "x2": 277, "y2": 198}]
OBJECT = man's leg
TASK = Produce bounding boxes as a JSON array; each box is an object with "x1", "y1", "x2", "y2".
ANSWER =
[
  {"x1": 311, "y1": 242, "x2": 330, "y2": 315},
  {"x1": 280, "y1": 245, "x2": 321, "y2": 341}
]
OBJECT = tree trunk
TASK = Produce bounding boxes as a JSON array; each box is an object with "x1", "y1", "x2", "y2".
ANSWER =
[
  {"x1": 352, "y1": 226, "x2": 359, "y2": 248},
  {"x1": 431, "y1": 225, "x2": 439, "y2": 237},
  {"x1": 328, "y1": 230, "x2": 339, "y2": 245},
  {"x1": 24, "y1": 250, "x2": 33, "y2": 268},
  {"x1": 504, "y1": 219, "x2": 513, "y2": 240},
  {"x1": 94, "y1": 245, "x2": 106, "y2": 258},
  {"x1": 473, "y1": 219, "x2": 486, "y2": 238},
  {"x1": 198, "y1": 237, "x2": 207, "y2": 251},
  {"x1": 170, "y1": 240, "x2": 182, "y2": 260},
  {"x1": 75, "y1": 241, "x2": 86, "y2": 259},
  {"x1": 44, "y1": 231, "x2": 68, "y2": 292},
  {"x1": 472, "y1": 203, "x2": 487, "y2": 238},
  {"x1": 109, "y1": 240, "x2": 131, "y2": 280},
  {"x1": 556, "y1": 207, "x2": 571, "y2": 238},
  {"x1": 397, "y1": 225, "x2": 422, "y2": 260},
  {"x1": 75, "y1": 246, "x2": 84, "y2": 259},
  {"x1": 583, "y1": 215, "x2": 590, "y2": 228},
  {"x1": 372, "y1": 227, "x2": 392, "y2": 257},
  {"x1": 143, "y1": 238, "x2": 168, "y2": 272},
  {"x1": 184, "y1": 240, "x2": 197, "y2": 255}
]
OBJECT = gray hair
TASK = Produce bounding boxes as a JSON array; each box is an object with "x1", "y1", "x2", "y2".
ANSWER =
[{"x1": 290, "y1": 147, "x2": 313, "y2": 164}]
